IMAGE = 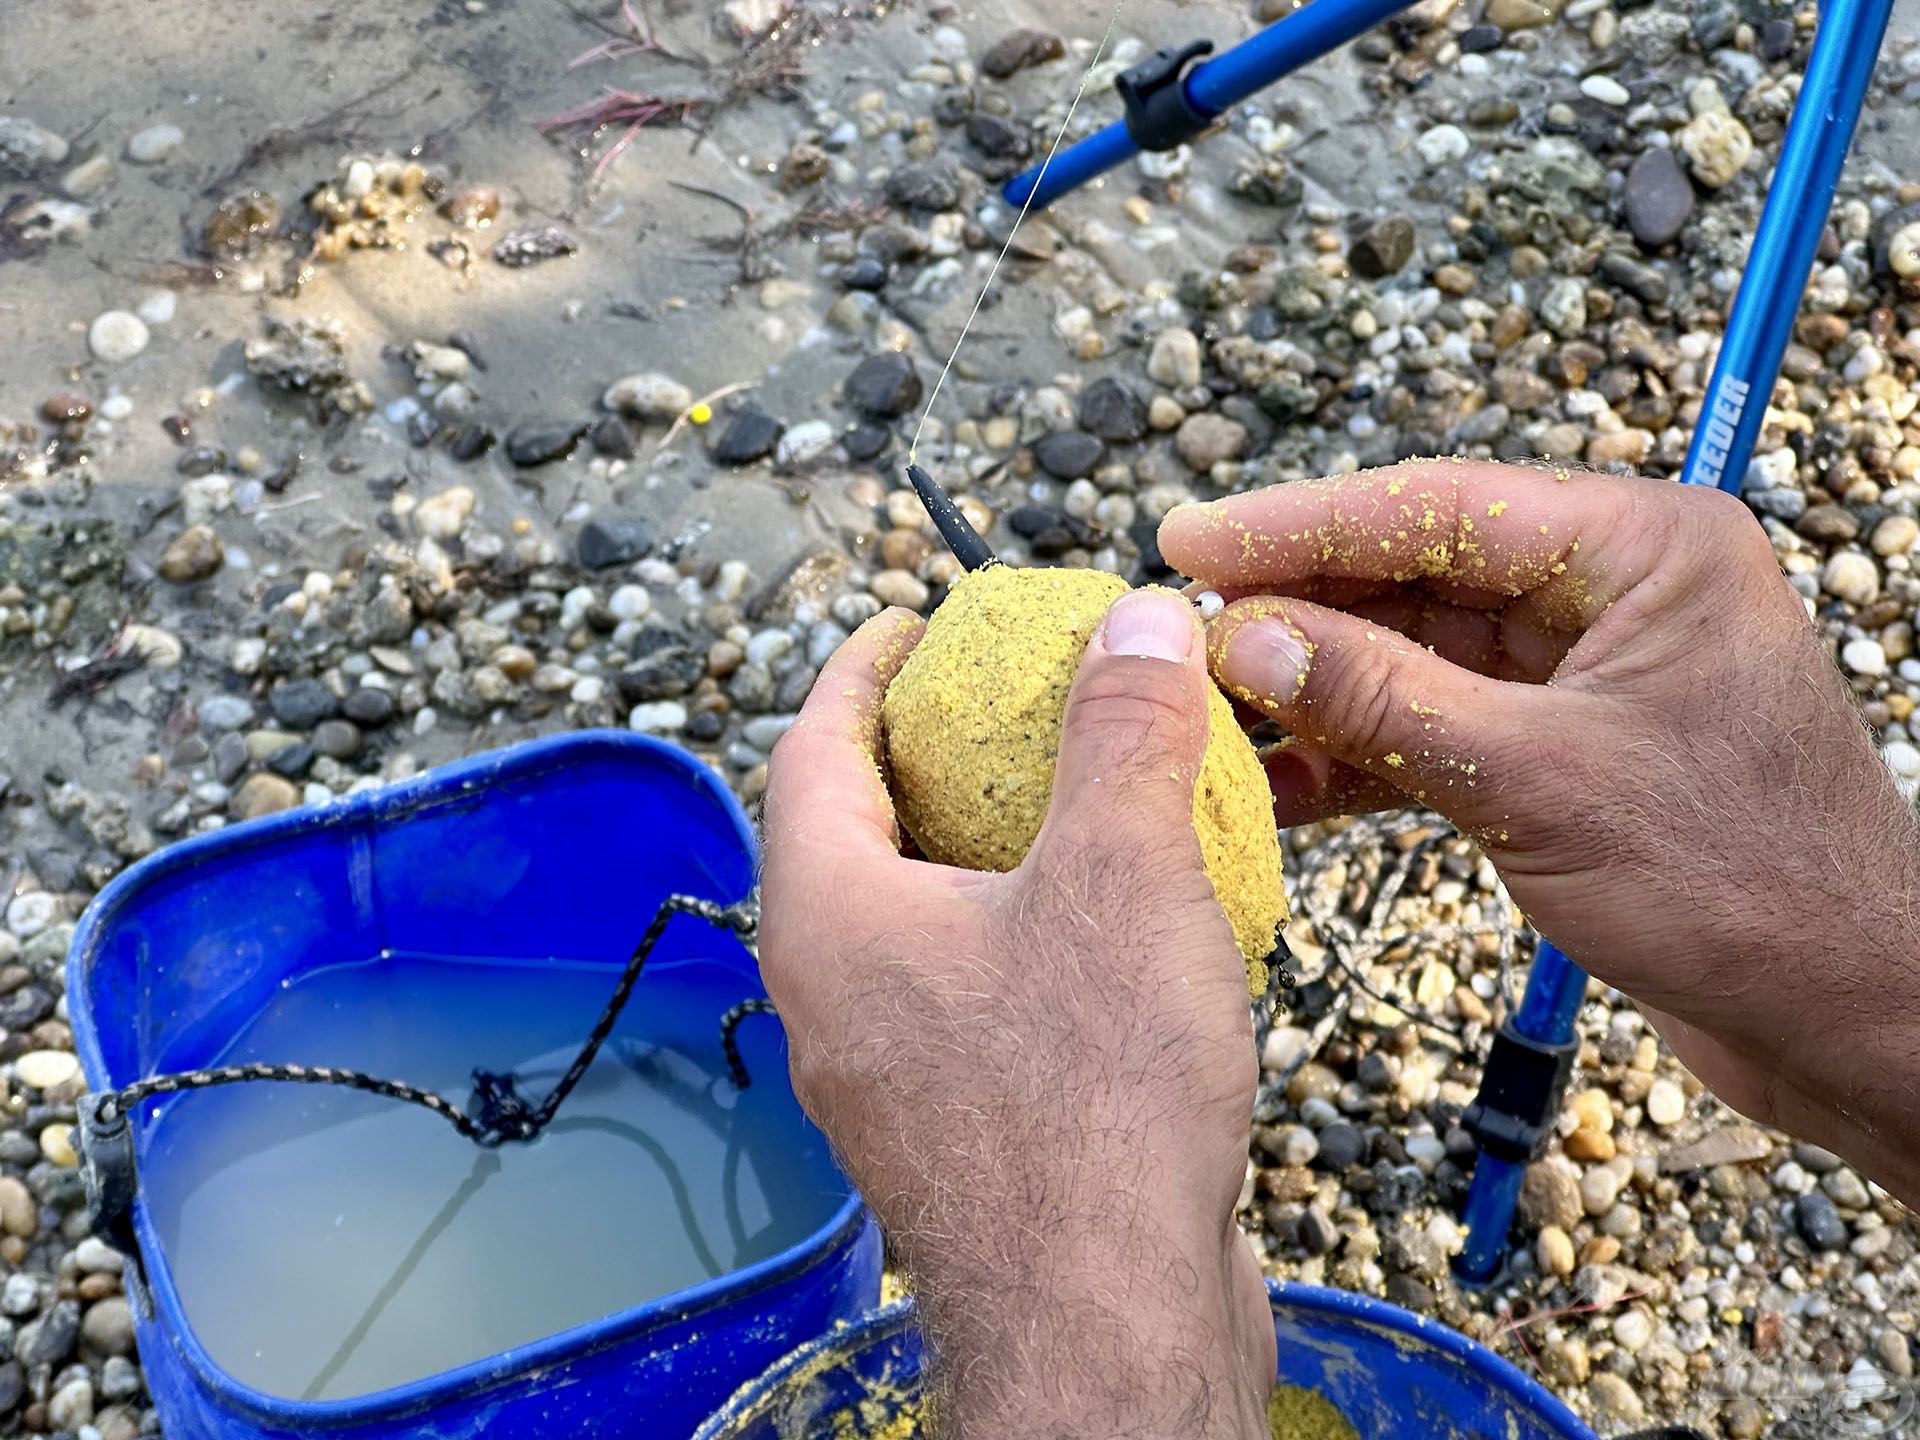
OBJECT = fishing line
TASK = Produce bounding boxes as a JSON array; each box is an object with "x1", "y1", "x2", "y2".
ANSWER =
[{"x1": 908, "y1": 0, "x2": 1131, "y2": 466}]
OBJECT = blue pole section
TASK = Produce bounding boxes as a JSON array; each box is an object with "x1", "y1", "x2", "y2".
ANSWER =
[
  {"x1": 1003, "y1": 0, "x2": 1421, "y2": 211},
  {"x1": 1455, "y1": 0, "x2": 1895, "y2": 1285}
]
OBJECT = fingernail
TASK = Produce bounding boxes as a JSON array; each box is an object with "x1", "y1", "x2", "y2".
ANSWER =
[
  {"x1": 1219, "y1": 618, "x2": 1311, "y2": 701},
  {"x1": 1102, "y1": 590, "x2": 1196, "y2": 663}
]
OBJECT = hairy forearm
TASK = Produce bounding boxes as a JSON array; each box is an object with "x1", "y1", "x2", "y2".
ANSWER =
[{"x1": 912, "y1": 1212, "x2": 1274, "y2": 1440}]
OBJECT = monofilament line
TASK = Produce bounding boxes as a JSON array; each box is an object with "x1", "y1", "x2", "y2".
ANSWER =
[{"x1": 908, "y1": 0, "x2": 1130, "y2": 466}]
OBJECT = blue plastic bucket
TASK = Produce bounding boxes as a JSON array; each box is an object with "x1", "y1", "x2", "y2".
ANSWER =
[
  {"x1": 67, "y1": 731, "x2": 881, "y2": 1440},
  {"x1": 693, "y1": 1280, "x2": 1599, "y2": 1439}
]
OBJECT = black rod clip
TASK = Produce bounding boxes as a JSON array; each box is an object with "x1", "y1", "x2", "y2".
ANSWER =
[
  {"x1": 1115, "y1": 39, "x2": 1218, "y2": 153},
  {"x1": 1460, "y1": 1022, "x2": 1579, "y2": 1164},
  {"x1": 76, "y1": 1093, "x2": 141, "y2": 1259}
]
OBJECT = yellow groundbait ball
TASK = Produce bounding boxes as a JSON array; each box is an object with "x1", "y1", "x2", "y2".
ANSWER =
[{"x1": 882, "y1": 565, "x2": 1288, "y2": 995}]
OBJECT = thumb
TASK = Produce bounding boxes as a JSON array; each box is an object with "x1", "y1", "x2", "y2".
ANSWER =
[
  {"x1": 1206, "y1": 596, "x2": 1557, "y2": 823},
  {"x1": 1037, "y1": 588, "x2": 1210, "y2": 855}
]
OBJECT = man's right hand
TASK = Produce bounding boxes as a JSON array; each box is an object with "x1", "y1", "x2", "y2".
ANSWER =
[{"x1": 1160, "y1": 461, "x2": 1920, "y2": 1203}]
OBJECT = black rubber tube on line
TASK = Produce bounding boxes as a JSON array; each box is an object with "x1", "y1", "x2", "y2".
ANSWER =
[{"x1": 906, "y1": 464, "x2": 997, "y2": 572}]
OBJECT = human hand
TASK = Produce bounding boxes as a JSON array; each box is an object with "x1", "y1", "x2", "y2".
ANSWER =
[
  {"x1": 1160, "y1": 460, "x2": 1920, "y2": 1202},
  {"x1": 760, "y1": 591, "x2": 1273, "y2": 1439}
]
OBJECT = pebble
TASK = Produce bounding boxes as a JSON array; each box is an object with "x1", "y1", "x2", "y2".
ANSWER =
[
  {"x1": 1645, "y1": 1077, "x2": 1685, "y2": 1126},
  {"x1": 776, "y1": 420, "x2": 836, "y2": 469},
  {"x1": 1579, "y1": 75, "x2": 1629, "y2": 106},
  {"x1": 1579, "y1": 1167, "x2": 1623, "y2": 1215},
  {"x1": 870, "y1": 570, "x2": 930, "y2": 609},
  {"x1": 80, "y1": 1298, "x2": 134, "y2": 1356},
  {"x1": 40, "y1": 1122, "x2": 76, "y2": 1166},
  {"x1": 270, "y1": 677, "x2": 338, "y2": 729},
  {"x1": 16, "y1": 1049, "x2": 80, "y2": 1089},
  {"x1": 5, "y1": 893, "x2": 59, "y2": 938},
  {"x1": 1536, "y1": 1225, "x2": 1576, "y2": 1276},
  {"x1": 232, "y1": 772, "x2": 301, "y2": 820},
  {"x1": 1034, "y1": 429, "x2": 1103, "y2": 480},
  {"x1": 1413, "y1": 124, "x2": 1470, "y2": 166},
  {"x1": 1823, "y1": 1167, "x2": 1871, "y2": 1208},
  {"x1": 343, "y1": 688, "x2": 395, "y2": 727},
  {"x1": 87, "y1": 311, "x2": 150, "y2": 363},
  {"x1": 1872, "y1": 515, "x2": 1918, "y2": 556},
  {"x1": 603, "y1": 373, "x2": 692, "y2": 421},
  {"x1": 1843, "y1": 638, "x2": 1889, "y2": 677},
  {"x1": 627, "y1": 701, "x2": 689, "y2": 734},
  {"x1": 578, "y1": 517, "x2": 655, "y2": 569},
  {"x1": 1611, "y1": 1308, "x2": 1651, "y2": 1352},
  {"x1": 126, "y1": 123, "x2": 184, "y2": 163},
  {"x1": 1796, "y1": 1191, "x2": 1848, "y2": 1250},
  {"x1": 981, "y1": 27, "x2": 1064, "y2": 77},
  {"x1": 158, "y1": 525, "x2": 224, "y2": 582},
  {"x1": 413, "y1": 486, "x2": 474, "y2": 540},
  {"x1": 715, "y1": 410, "x2": 783, "y2": 464},
  {"x1": 1623, "y1": 148, "x2": 1695, "y2": 249},
  {"x1": 1175, "y1": 414, "x2": 1248, "y2": 472},
  {"x1": 844, "y1": 353, "x2": 923, "y2": 419},
  {"x1": 1148, "y1": 329, "x2": 1203, "y2": 389},
  {"x1": 1823, "y1": 551, "x2": 1881, "y2": 605},
  {"x1": 1350, "y1": 216, "x2": 1416, "y2": 279},
  {"x1": 1315, "y1": 1122, "x2": 1365, "y2": 1171},
  {"x1": 0, "y1": 1178, "x2": 34, "y2": 1238},
  {"x1": 506, "y1": 422, "x2": 585, "y2": 467},
  {"x1": 1678, "y1": 111, "x2": 1754, "y2": 189},
  {"x1": 1078, "y1": 378, "x2": 1147, "y2": 442},
  {"x1": 47, "y1": 1376, "x2": 92, "y2": 1431}
]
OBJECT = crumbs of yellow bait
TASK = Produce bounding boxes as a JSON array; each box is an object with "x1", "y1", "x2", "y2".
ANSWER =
[
  {"x1": 689, "y1": 402, "x2": 713, "y2": 425},
  {"x1": 1385, "y1": 752, "x2": 1403, "y2": 768},
  {"x1": 1487, "y1": 500, "x2": 1509, "y2": 517}
]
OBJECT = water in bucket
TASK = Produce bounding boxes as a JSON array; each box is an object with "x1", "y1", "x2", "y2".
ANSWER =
[{"x1": 137, "y1": 949, "x2": 846, "y2": 1402}]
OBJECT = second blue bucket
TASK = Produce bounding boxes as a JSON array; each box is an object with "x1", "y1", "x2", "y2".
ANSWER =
[
  {"x1": 66, "y1": 731, "x2": 882, "y2": 1440},
  {"x1": 694, "y1": 1280, "x2": 1600, "y2": 1439}
]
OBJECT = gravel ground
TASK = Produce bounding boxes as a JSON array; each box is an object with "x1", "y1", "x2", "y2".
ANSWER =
[{"x1": 4, "y1": 0, "x2": 1920, "y2": 1434}]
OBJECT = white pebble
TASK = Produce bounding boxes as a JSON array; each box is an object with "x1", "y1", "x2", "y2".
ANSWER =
[
  {"x1": 1645, "y1": 1078, "x2": 1685, "y2": 1127},
  {"x1": 608, "y1": 585, "x2": 651, "y2": 622},
  {"x1": 126, "y1": 123, "x2": 184, "y2": 164},
  {"x1": 4, "y1": 893, "x2": 57, "y2": 938},
  {"x1": 628, "y1": 701, "x2": 688, "y2": 734},
  {"x1": 137, "y1": 289, "x2": 177, "y2": 325},
  {"x1": 1580, "y1": 75, "x2": 1631, "y2": 106},
  {"x1": 1843, "y1": 638, "x2": 1889, "y2": 676},
  {"x1": 1823, "y1": 551, "x2": 1881, "y2": 605},
  {"x1": 87, "y1": 310, "x2": 149, "y2": 363},
  {"x1": 15, "y1": 1050, "x2": 80, "y2": 1090},
  {"x1": 1883, "y1": 741, "x2": 1920, "y2": 779},
  {"x1": 1414, "y1": 124, "x2": 1470, "y2": 166},
  {"x1": 1195, "y1": 590, "x2": 1225, "y2": 619}
]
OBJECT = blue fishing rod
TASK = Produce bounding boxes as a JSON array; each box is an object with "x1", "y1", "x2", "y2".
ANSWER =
[
  {"x1": 1003, "y1": 0, "x2": 1425, "y2": 211},
  {"x1": 1454, "y1": 0, "x2": 1896, "y2": 1284}
]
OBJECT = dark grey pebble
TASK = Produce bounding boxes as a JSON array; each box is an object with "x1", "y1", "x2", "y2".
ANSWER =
[
  {"x1": 1795, "y1": 1191, "x2": 1847, "y2": 1251},
  {"x1": 16, "y1": 1301, "x2": 79, "y2": 1367},
  {"x1": 577, "y1": 517, "x2": 655, "y2": 569},
  {"x1": 1078, "y1": 378, "x2": 1147, "y2": 442},
  {"x1": 1458, "y1": 23, "x2": 1502, "y2": 50},
  {"x1": 590, "y1": 414, "x2": 638, "y2": 459},
  {"x1": 1624, "y1": 148, "x2": 1696, "y2": 251},
  {"x1": 684, "y1": 709, "x2": 725, "y2": 743},
  {"x1": 506, "y1": 422, "x2": 586, "y2": 467},
  {"x1": 312, "y1": 719, "x2": 362, "y2": 760},
  {"x1": 176, "y1": 447, "x2": 226, "y2": 477},
  {"x1": 213, "y1": 732, "x2": 250, "y2": 784},
  {"x1": 266, "y1": 743, "x2": 315, "y2": 779},
  {"x1": 268, "y1": 677, "x2": 337, "y2": 729},
  {"x1": 1316, "y1": 1122, "x2": 1366, "y2": 1171},
  {"x1": 714, "y1": 410, "x2": 783, "y2": 464},
  {"x1": 342, "y1": 688, "x2": 395, "y2": 727},
  {"x1": 1759, "y1": 16, "x2": 1796, "y2": 59},
  {"x1": 883, "y1": 162, "x2": 960, "y2": 212},
  {"x1": 1033, "y1": 429, "x2": 1103, "y2": 480},
  {"x1": 445, "y1": 424, "x2": 496, "y2": 462},
  {"x1": 0, "y1": 987, "x2": 52, "y2": 1032},
  {"x1": 965, "y1": 113, "x2": 1030, "y2": 160},
  {"x1": 841, "y1": 257, "x2": 888, "y2": 291},
  {"x1": 844, "y1": 353, "x2": 923, "y2": 420},
  {"x1": 843, "y1": 424, "x2": 890, "y2": 461},
  {"x1": 619, "y1": 648, "x2": 703, "y2": 702},
  {"x1": 1350, "y1": 215, "x2": 1416, "y2": 279}
]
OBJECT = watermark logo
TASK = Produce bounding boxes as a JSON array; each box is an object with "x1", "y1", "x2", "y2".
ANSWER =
[
  {"x1": 1705, "y1": 1359, "x2": 1919, "y2": 1435},
  {"x1": 1692, "y1": 376, "x2": 1751, "y2": 490}
]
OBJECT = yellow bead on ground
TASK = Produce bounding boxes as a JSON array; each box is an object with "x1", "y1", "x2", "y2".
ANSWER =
[
  {"x1": 689, "y1": 402, "x2": 713, "y2": 425},
  {"x1": 882, "y1": 565, "x2": 1288, "y2": 995}
]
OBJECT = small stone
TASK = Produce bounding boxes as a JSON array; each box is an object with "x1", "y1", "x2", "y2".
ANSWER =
[
  {"x1": 270, "y1": 677, "x2": 338, "y2": 729},
  {"x1": 506, "y1": 422, "x2": 586, "y2": 466},
  {"x1": 1034, "y1": 429, "x2": 1103, "y2": 479},
  {"x1": 0, "y1": 116, "x2": 70, "y2": 172},
  {"x1": 870, "y1": 569, "x2": 930, "y2": 610},
  {"x1": 16, "y1": 1049, "x2": 80, "y2": 1089},
  {"x1": 1350, "y1": 216, "x2": 1416, "y2": 278},
  {"x1": 267, "y1": 742, "x2": 315, "y2": 779},
  {"x1": 74, "y1": 1238, "x2": 124, "y2": 1274},
  {"x1": 48, "y1": 1376, "x2": 93, "y2": 1431},
  {"x1": 312, "y1": 719, "x2": 362, "y2": 759},
  {"x1": 81, "y1": 1297, "x2": 134, "y2": 1356},
  {"x1": 232, "y1": 772, "x2": 301, "y2": 820},
  {"x1": 1612, "y1": 1308, "x2": 1652, "y2": 1352},
  {"x1": 1623, "y1": 148, "x2": 1695, "y2": 249},
  {"x1": 88, "y1": 311, "x2": 150, "y2": 363},
  {"x1": 603, "y1": 373, "x2": 692, "y2": 421},
  {"x1": 1579, "y1": 75, "x2": 1630, "y2": 107},
  {"x1": 343, "y1": 688, "x2": 395, "y2": 727},
  {"x1": 1797, "y1": 503, "x2": 1861, "y2": 542},
  {"x1": 1645, "y1": 1077, "x2": 1686, "y2": 1127},
  {"x1": 577, "y1": 517, "x2": 655, "y2": 569},
  {"x1": 1678, "y1": 111, "x2": 1754, "y2": 189},
  {"x1": 40, "y1": 1121, "x2": 76, "y2": 1166},
  {"x1": 1878, "y1": 1329, "x2": 1914, "y2": 1379},
  {"x1": 491, "y1": 224, "x2": 577, "y2": 267},
  {"x1": 1843, "y1": 638, "x2": 1888, "y2": 677},
  {"x1": 0, "y1": 1177, "x2": 34, "y2": 1238},
  {"x1": 1148, "y1": 329, "x2": 1203, "y2": 388},
  {"x1": 1588, "y1": 1373, "x2": 1645, "y2": 1427},
  {"x1": 1414, "y1": 124, "x2": 1470, "y2": 166},
  {"x1": 844, "y1": 353, "x2": 923, "y2": 419},
  {"x1": 1872, "y1": 515, "x2": 1919, "y2": 555},
  {"x1": 1539, "y1": 277, "x2": 1587, "y2": 338},
  {"x1": 413, "y1": 486, "x2": 474, "y2": 540},
  {"x1": 126, "y1": 123, "x2": 184, "y2": 163},
  {"x1": 1822, "y1": 1166, "x2": 1871, "y2": 1208},
  {"x1": 627, "y1": 700, "x2": 689, "y2": 734},
  {"x1": 1795, "y1": 1191, "x2": 1848, "y2": 1250},
  {"x1": 17, "y1": 1301, "x2": 79, "y2": 1367},
  {"x1": 1536, "y1": 1225, "x2": 1575, "y2": 1276},
  {"x1": 885, "y1": 162, "x2": 960, "y2": 211},
  {"x1": 1580, "y1": 1166, "x2": 1623, "y2": 1215},
  {"x1": 1298, "y1": 1204, "x2": 1339, "y2": 1255},
  {"x1": 41, "y1": 391, "x2": 92, "y2": 423},
  {"x1": 590, "y1": 414, "x2": 637, "y2": 458},
  {"x1": 715, "y1": 409, "x2": 783, "y2": 464},
  {"x1": 1823, "y1": 551, "x2": 1881, "y2": 605},
  {"x1": 1486, "y1": 0, "x2": 1563, "y2": 29},
  {"x1": 1315, "y1": 1122, "x2": 1365, "y2": 1172},
  {"x1": 1078, "y1": 378, "x2": 1148, "y2": 442},
  {"x1": 1175, "y1": 413, "x2": 1248, "y2": 472},
  {"x1": 5, "y1": 893, "x2": 57, "y2": 938},
  {"x1": 158, "y1": 525, "x2": 224, "y2": 582},
  {"x1": 981, "y1": 28, "x2": 1064, "y2": 78}
]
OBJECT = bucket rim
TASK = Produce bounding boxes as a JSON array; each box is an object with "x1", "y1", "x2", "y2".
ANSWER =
[
  {"x1": 64, "y1": 731, "x2": 877, "y2": 1427},
  {"x1": 691, "y1": 1280, "x2": 1598, "y2": 1440}
]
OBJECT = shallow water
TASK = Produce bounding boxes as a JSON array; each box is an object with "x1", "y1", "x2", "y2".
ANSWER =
[{"x1": 140, "y1": 952, "x2": 847, "y2": 1403}]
